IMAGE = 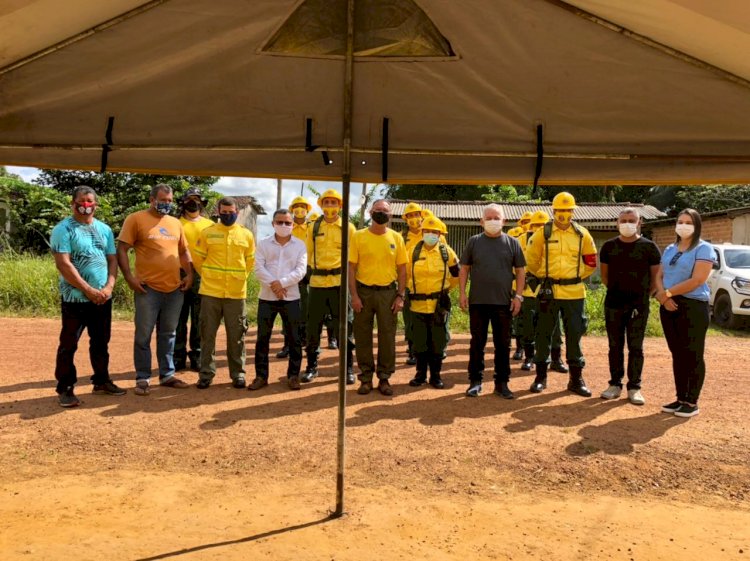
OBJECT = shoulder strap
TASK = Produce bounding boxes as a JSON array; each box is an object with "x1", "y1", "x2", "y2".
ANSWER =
[
  {"x1": 411, "y1": 240, "x2": 424, "y2": 294},
  {"x1": 543, "y1": 221, "x2": 552, "y2": 278},
  {"x1": 312, "y1": 216, "x2": 325, "y2": 270}
]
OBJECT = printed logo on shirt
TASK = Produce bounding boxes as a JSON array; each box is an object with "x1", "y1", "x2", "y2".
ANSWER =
[
  {"x1": 148, "y1": 227, "x2": 178, "y2": 241},
  {"x1": 390, "y1": 244, "x2": 395, "y2": 249}
]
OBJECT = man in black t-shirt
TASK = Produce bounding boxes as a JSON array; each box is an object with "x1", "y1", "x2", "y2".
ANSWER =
[
  {"x1": 599, "y1": 208, "x2": 661, "y2": 405},
  {"x1": 459, "y1": 204, "x2": 526, "y2": 399}
]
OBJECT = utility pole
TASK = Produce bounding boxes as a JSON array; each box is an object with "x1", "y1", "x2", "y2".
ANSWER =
[{"x1": 276, "y1": 178, "x2": 282, "y2": 210}]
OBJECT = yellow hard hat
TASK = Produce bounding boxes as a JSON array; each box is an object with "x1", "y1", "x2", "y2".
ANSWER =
[
  {"x1": 421, "y1": 208, "x2": 436, "y2": 220},
  {"x1": 507, "y1": 227, "x2": 523, "y2": 238},
  {"x1": 421, "y1": 216, "x2": 447, "y2": 235},
  {"x1": 317, "y1": 189, "x2": 343, "y2": 208},
  {"x1": 552, "y1": 191, "x2": 576, "y2": 210},
  {"x1": 289, "y1": 196, "x2": 312, "y2": 212},
  {"x1": 307, "y1": 212, "x2": 320, "y2": 223},
  {"x1": 530, "y1": 210, "x2": 550, "y2": 225},
  {"x1": 403, "y1": 202, "x2": 423, "y2": 216},
  {"x1": 519, "y1": 211, "x2": 533, "y2": 224}
]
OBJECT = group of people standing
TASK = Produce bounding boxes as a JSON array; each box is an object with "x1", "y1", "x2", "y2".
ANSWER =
[{"x1": 50, "y1": 185, "x2": 713, "y2": 419}]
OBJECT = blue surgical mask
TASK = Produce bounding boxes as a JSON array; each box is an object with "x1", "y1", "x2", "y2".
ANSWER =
[
  {"x1": 219, "y1": 212, "x2": 238, "y2": 226},
  {"x1": 155, "y1": 202, "x2": 173, "y2": 215},
  {"x1": 423, "y1": 233, "x2": 440, "y2": 246}
]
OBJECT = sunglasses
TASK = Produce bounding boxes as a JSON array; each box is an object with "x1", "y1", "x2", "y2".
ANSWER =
[
  {"x1": 275, "y1": 221, "x2": 293, "y2": 226},
  {"x1": 669, "y1": 251, "x2": 683, "y2": 266}
]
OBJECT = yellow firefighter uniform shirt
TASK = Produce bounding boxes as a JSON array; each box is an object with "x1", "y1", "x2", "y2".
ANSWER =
[
  {"x1": 292, "y1": 221, "x2": 308, "y2": 243},
  {"x1": 180, "y1": 216, "x2": 215, "y2": 252},
  {"x1": 349, "y1": 227, "x2": 408, "y2": 287},
  {"x1": 407, "y1": 242, "x2": 459, "y2": 313},
  {"x1": 306, "y1": 217, "x2": 356, "y2": 288},
  {"x1": 192, "y1": 223, "x2": 256, "y2": 299},
  {"x1": 525, "y1": 222, "x2": 597, "y2": 300}
]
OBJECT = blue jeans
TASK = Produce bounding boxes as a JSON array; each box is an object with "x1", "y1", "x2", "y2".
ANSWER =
[{"x1": 134, "y1": 286, "x2": 184, "y2": 383}]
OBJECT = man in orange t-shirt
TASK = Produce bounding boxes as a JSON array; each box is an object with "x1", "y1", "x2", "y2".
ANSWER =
[{"x1": 117, "y1": 184, "x2": 193, "y2": 396}]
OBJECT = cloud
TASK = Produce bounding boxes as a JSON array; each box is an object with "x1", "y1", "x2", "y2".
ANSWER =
[{"x1": 5, "y1": 166, "x2": 40, "y2": 182}]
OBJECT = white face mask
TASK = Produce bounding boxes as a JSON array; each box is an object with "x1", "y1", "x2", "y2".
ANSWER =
[
  {"x1": 274, "y1": 224, "x2": 293, "y2": 237},
  {"x1": 423, "y1": 233, "x2": 440, "y2": 246},
  {"x1": 618, "y1": 223, "x2": 638, "y2": 237},
  {"x1": 483, "y1": 219, "x2": 503, "y2": 235},
  {"x1": 675, "y1": 223, "x2": 695, "y2": 239}
]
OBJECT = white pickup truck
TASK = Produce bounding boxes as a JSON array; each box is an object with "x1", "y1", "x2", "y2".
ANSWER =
[{"x1": 708, "y1": 243, "x2": 750, "y2": 329}]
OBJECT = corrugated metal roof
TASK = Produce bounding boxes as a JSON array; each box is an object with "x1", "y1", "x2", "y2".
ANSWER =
[{"x1": 389, "y1": 199, "x2": 665, "y2": 222}]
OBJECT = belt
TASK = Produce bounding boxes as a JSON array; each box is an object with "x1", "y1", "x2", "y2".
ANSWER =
[
  {"x1": 548, "y1": 277, "x2": 582, "y2": 286},
  {"x1": 356, "y1": 281, "x2": 396, "y2": 291},
  {"x1": 409, "y1": 290, "x2": 444, "y2": 301},
  {"x1": 311, "y1": 267, "x2": 341, "y2": 276}
]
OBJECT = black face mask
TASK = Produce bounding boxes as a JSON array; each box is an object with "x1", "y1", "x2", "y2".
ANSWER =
[
  {"x1": 183, "y1": 200, "x2": 200, "y2": 213},
  {"x1": 371, "y1": 211, "x2": 390, "y2": 225}
]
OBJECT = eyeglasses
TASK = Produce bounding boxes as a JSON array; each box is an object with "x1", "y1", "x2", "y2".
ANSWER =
[
  {"x1": 275, "y1": 221, "x2": 293, "y2": 226},
  {"x1": 669, "y1": 251, "x2": 683, "y2": 266}
]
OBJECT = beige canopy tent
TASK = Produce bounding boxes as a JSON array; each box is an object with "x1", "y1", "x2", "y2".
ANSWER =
[
  {"x1": 3, "y1": 0, "x2": 750, "y2": 516},
  {"x1": 2, "y1": 0, "x2": 750, "y2": 184}
]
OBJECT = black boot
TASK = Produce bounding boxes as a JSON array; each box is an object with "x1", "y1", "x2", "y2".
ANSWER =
[
  {"x1": 530, "y1": 362, "x2": 548, "y2": 393},
  {"x1": 521, "y1": 345, "x2": 534, "y2": 371},
  {"x1": 410, "y1": 353, "x2": 429, "y2": 386},
  {"x1": 301, "y1": 358, "x2": 318, "y2": 382},
  {"x1": 550, "y1": 347, "x2": 569, "y2": 373},
  {"x1": 567, "y1": 365, "x2": 592, "y2": 397},
  {"x1": 405, "y1": 341, "x2": 417, "y2": 365},
  {"x1": 428, "y1": 354, "x2": 444, "y2": 389},
  {"x1": 512, "y1": 338, "x2": 523, "y2": 360}
]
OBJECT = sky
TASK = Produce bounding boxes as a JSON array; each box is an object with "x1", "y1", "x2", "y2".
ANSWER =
[{"x1": 7, "y1": 166, "x2": 384, "y2": 238}]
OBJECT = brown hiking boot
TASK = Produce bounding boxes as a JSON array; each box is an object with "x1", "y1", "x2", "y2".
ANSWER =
[
  {"x1": 160, "y1": 377, "x2": 189, "y2": 389},
  {"x1": 357, "y1": 381, "x2": 373, "y2": 395},
  {"x1": 288, "y1": 376, "x2": 301, "y2": 390},
  {"x1": 247, "y1": 377, "x2": 268, "y2": 391},
  {"x1": 378, "y1": 379, "x2": 393, "y2": 396}
]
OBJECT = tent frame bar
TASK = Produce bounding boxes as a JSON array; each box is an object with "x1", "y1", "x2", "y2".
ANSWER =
[
  {"x1": 0, "y1": 0, "x2": 170, "y2": 77},
  {"x1": 3, "y1": 144, "x2": 749, "y2": 162},
  {"x1": 546, "y1": 0, "x2": 750, "y2": 92}
]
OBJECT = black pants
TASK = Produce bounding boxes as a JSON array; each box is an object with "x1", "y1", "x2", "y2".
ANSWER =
[
  {"x1": 306, "y1": 286, "x2": 354, "y2": 370},
  {"x1": 174, "y1": 287, "x2": 201, "y2": 364},
  {"x1": 255, "y1": 299, "x2": 302, "y2": 379},
  {"x1": 54, "y1": 300, "x2": 112, "y2": 393},
  {"x1": 468, "y1": 304, "x2": 512, "y2": 383},
  {"x1": 660, "y1": 296, "x2": 709, "y2": 404},
  {"x1": 605, "y1": 304, "x2": 648, "y2": 390}
]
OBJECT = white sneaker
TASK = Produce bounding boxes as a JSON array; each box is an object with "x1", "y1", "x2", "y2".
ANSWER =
[
  {"x1": 600, "y1": 385, "x2": 622, "y2": 400},
  {"x1": 627, "y1": 389, "x2": 645, "y2": 405}
]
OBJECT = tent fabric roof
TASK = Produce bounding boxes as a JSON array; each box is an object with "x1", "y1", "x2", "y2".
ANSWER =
[
  {"x1": 388, "y1": 199, "x2": 666, "y2": 222},
  {"x1": 1, "y1": 0, "x2": 750, "y2": 183}
]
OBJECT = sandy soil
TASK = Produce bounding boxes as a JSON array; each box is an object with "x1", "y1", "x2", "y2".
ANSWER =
[{"x1": 0, "y1": 317, "x2": 748, "y2": 561}]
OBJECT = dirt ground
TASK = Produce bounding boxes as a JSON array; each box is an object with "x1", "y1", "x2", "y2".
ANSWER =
[{"x1": 0, "y1": 317, "x2": 748, "y2": 561}]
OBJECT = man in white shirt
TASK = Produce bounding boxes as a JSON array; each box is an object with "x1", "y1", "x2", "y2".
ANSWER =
[{"x1": 250, "y1": 209, "x2": 308, "y2": 390}]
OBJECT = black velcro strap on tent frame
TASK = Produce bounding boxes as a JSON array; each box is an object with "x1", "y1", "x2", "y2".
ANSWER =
[
  {"x1": 381, "y1": 117, "x2": 389, "y2": 182},
  {"x1": 305, "y1": 118, "x2": 319, "y2": 152},
  {"x1": 533, "y1": 123, "x2": 544, "y2": 193},
  {"x1": 100, "y1": 116, "x2": 115, "y2": 173}
]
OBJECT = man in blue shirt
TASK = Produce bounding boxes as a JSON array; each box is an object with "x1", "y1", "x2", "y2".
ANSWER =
[{"x1": 50, "y1": 186, "x2": 125, "y2": 407}]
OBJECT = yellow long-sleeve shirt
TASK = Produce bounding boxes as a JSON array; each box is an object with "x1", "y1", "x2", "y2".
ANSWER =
[
  {"x1": 192, "y1": 223, "x2": 255, "y2": 299},
  {"x1": 525, "y1": 222, "x2": 597, "y2": 300},
  {"x1": 306, "y1": 217, "x2": 357, "y2": 288}
]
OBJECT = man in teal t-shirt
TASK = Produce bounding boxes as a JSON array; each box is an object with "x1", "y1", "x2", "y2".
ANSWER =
[{"x1": 49, "y1": 186, "x2": 125, "y2": 407}]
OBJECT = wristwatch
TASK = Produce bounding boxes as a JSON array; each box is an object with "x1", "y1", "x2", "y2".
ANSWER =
[
  {"x1": 396, "y1": 293, "x2": 405, "y2": 299},
  {"x1": 665, "y1": 289, "x2": 673, "y2": 299},
  {"x1": 514, "y1": 294, "x2": 524, "y2": 302}
]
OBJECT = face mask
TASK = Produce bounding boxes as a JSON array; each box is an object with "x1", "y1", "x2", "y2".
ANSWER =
[
  {"x1": 323, "y1": 207, "x2": 340, "y2": 220},
  {"x1": 554, "y1": 211, "x2": 572, "y2": 225},
  {"x1": 618, "y1": 223, "x2": 638, "y2": 237},
  {"x1": 371, "y1": 210, "x2": 390, "y2": 225},
  {"x1": 183, "y1": 200, "x2": 200, "y2": 213},
  {"x1": 423, "y1": 233, "x2": 440, "y2": 246},
  {"x1": 293, "y1": 208, "x2": 308, "y2": 219},
  {"x1": 483, "y1": 219, "x2": 503, "y2": 235},
  {"x1": 155, "y1": 202, "x2": 173, "y2": 215},
  {"x1": 407, "y1": 217, "x2": 422, "y2": 229},
  {"x1": 274, "y1": 223, "x2": 293, "y2": 237},
  {"x1": 219, "y1": 212, "x2": 238, "y2": 226},
  {"x1": 675, "y1": 223, "x2": 695, "y2": 239},
  {"x1": 75, "y1": 202, "x2": 95, "y2": 215}
]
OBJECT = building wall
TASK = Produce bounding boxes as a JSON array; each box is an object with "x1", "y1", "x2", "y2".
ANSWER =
[
  {"x1": 733, "y1": 214, "x2": 750, "y2": 245},
  {"x1": 648, "y1": 215, "x2": 736, "y2": 251},
  {"x1": 238, "y1": 207, "x2": 258, "y2": 238}
]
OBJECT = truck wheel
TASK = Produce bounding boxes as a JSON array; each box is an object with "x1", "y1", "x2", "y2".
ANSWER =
[{"x1": 713, "y1": 293, "x2": 741, "y2": 329}]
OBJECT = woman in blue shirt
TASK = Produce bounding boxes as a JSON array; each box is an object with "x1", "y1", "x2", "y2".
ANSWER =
[{"x1": 655, "y1": 209, "x2": 715, "y2": 418}]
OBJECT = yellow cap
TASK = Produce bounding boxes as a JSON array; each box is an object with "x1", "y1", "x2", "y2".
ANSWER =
[
  {"x1": 289, "y1": 196, "x2": 312, "y2": 212},
  {"x1": 421, "y1": 216, "x2": 447, "y2": 235},
  {"x1": 552, "y1": 191, "x2": 576, "y2": 210},
  {"x1": 403, "y1": 202, "x2": 423, "y2": 216},
  {"x1": 507, "y1": 227, "x2": 523, "y2": 238},
  {"x1": 530, "y1": 210, "x2": 550, "y2": 225},
  {"x1": 317, "y1": 189, "x2": 343, "y2": 208},
  {"x1": 520, "y1": 211, "x2": 533, "y2": 224}
]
